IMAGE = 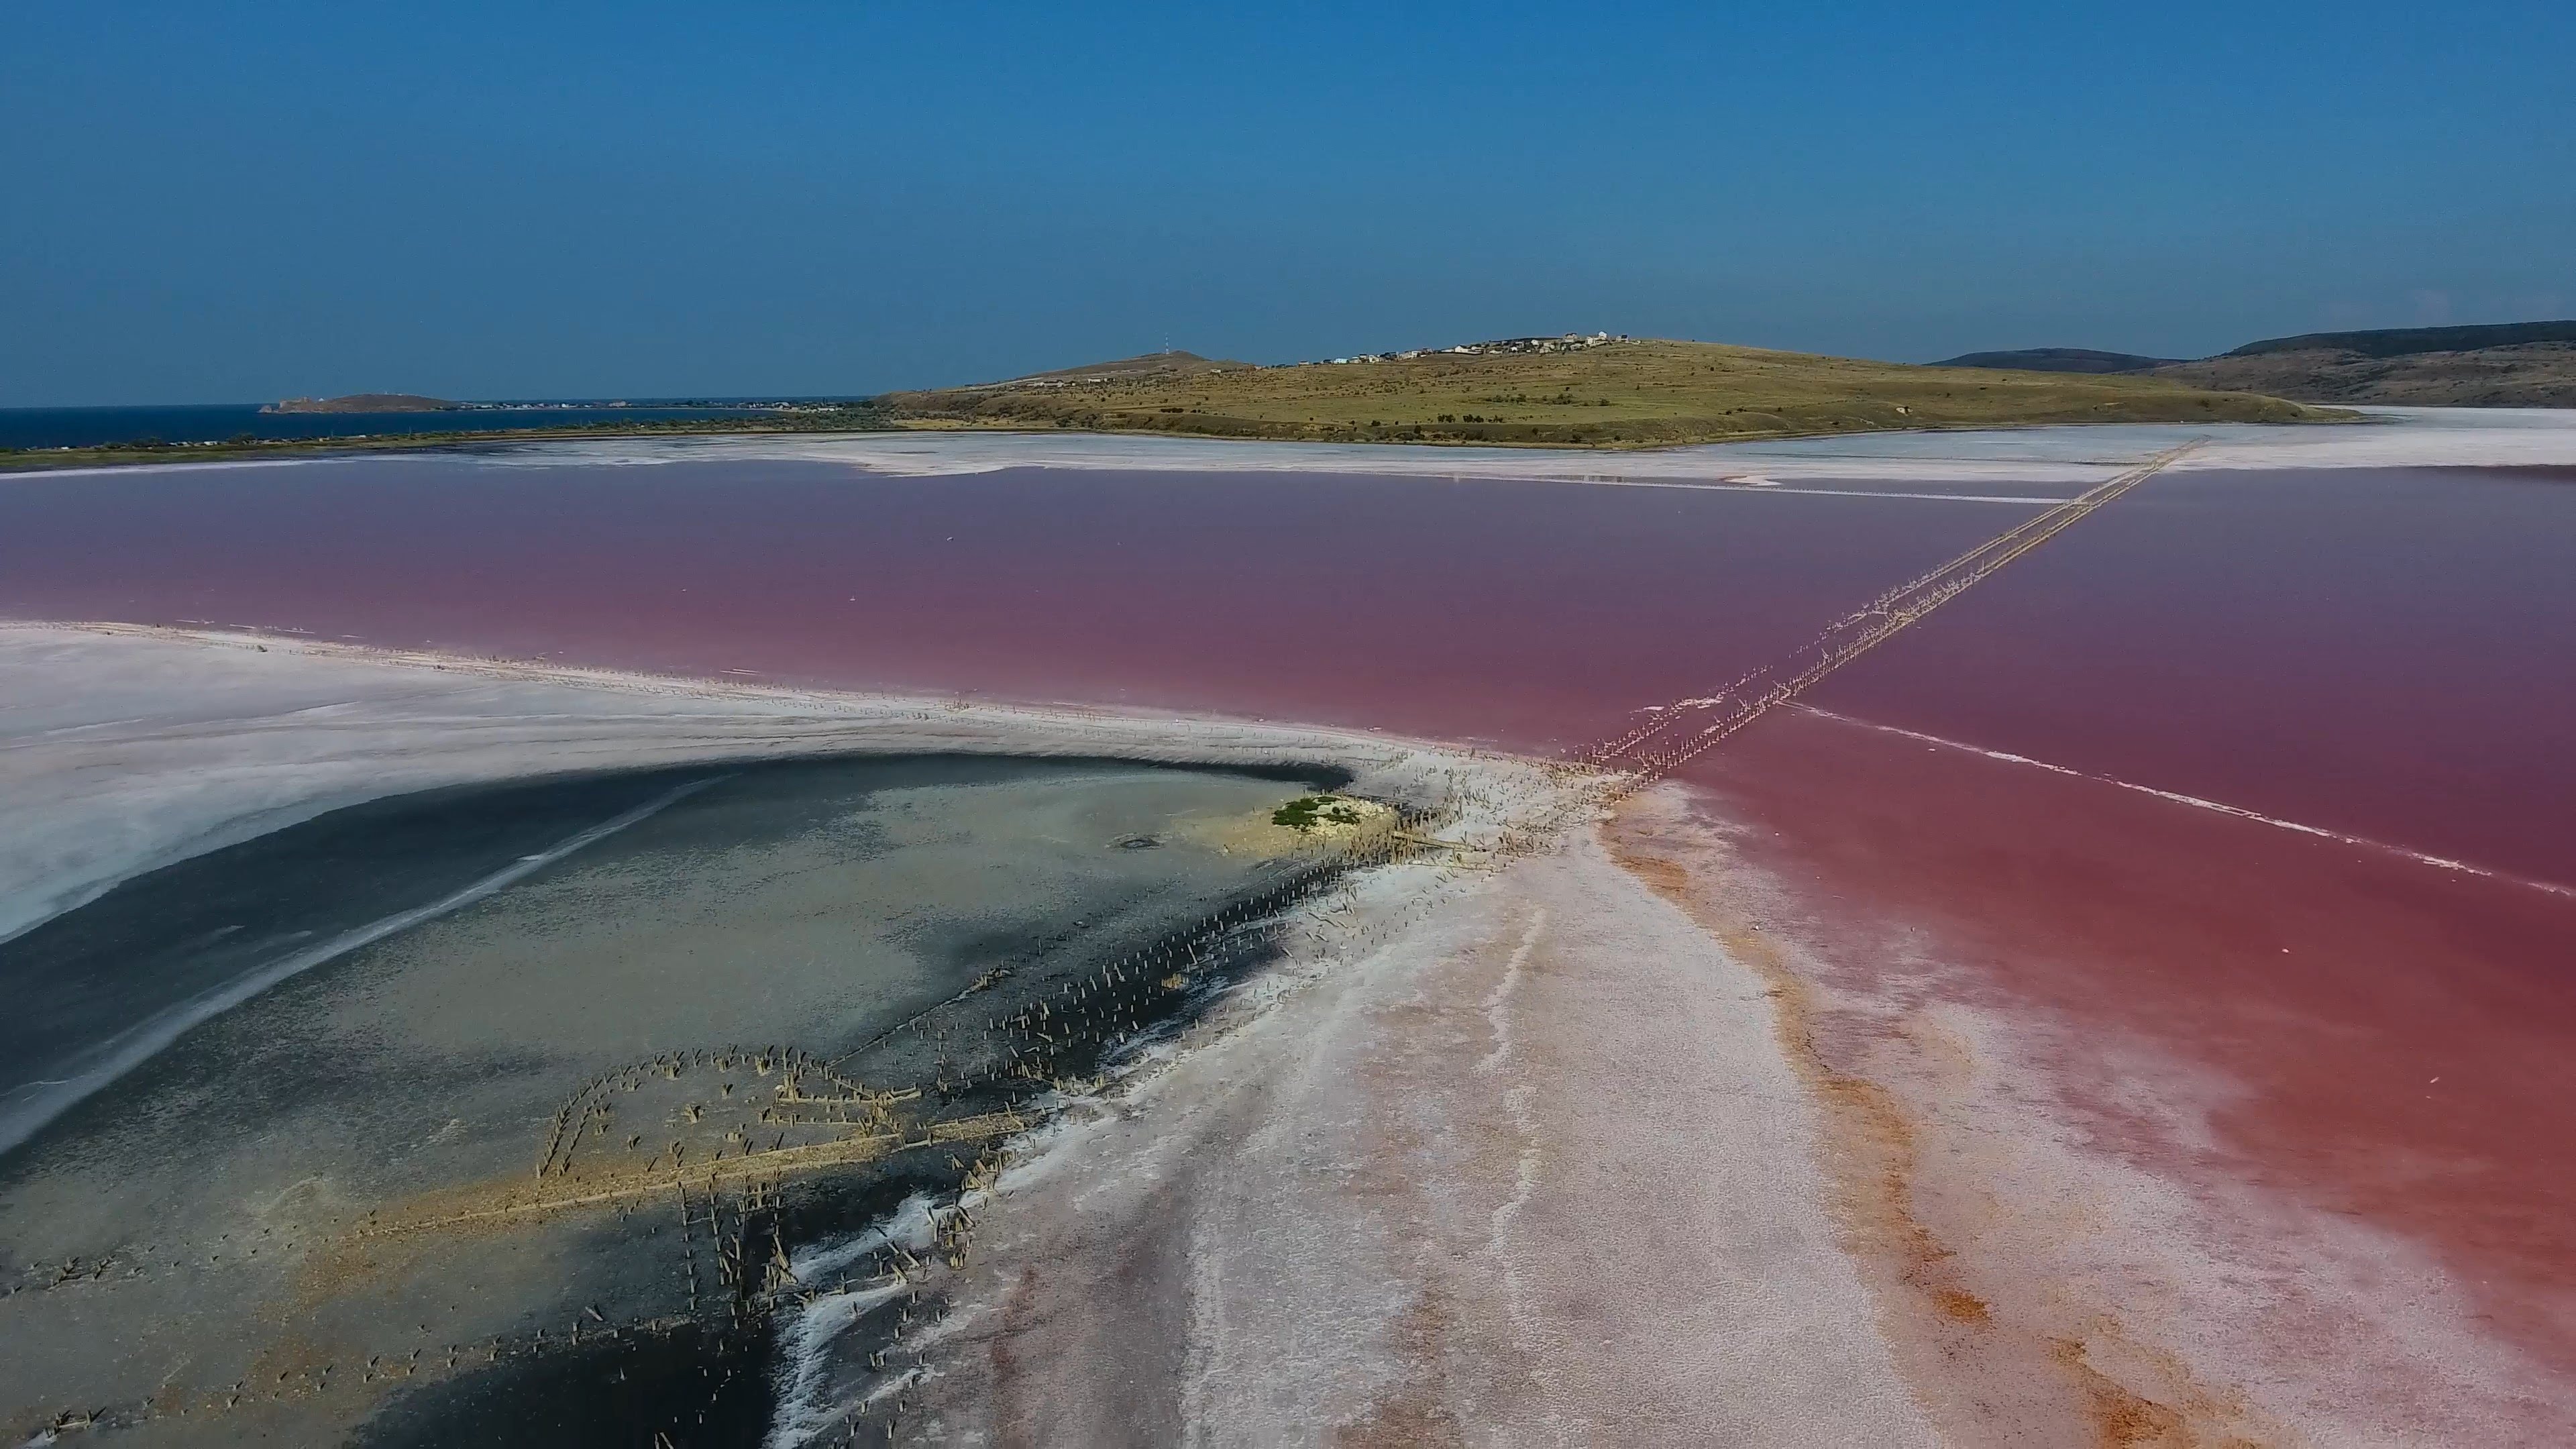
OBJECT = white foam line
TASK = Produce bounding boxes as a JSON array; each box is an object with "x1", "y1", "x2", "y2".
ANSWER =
[
  {"x1": 785, "y1": 1193, "x2": 939, "y2": 1285},
  {"x1": 0, "y1": 774, "x2": 723, "y2": 1158},
  {"x1": 765, "y1": 1193, "x2": 934, "y2": 1449},
  {"x1": 764, "y1": 1276, "x2": 910, "y2": 1440},
  {"x1": 0, "y1": 455, "x2": 342, "y2": 482},
  {"x1": 1551, "y1": 478, "x2": 2070, "y2": 504},
  {"x1": 14, "y1": 444, "x2": 2074, "y2": 503},
  {"x1": 1796, "y1": 706, "x2": 2576, "y2": 900}
]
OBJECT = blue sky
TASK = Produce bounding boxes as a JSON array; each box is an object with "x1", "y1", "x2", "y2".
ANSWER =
[{"x1": 5, "y1": 1, "x2": 2571, "y2": 405}]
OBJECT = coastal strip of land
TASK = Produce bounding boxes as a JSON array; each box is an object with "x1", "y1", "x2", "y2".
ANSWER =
[
  {"x1": 0, "y1": 334, "x2": 2347, "y2": 474},
  {"x1": 0, "y1": 408, "x2": 898, "y2": 474}
]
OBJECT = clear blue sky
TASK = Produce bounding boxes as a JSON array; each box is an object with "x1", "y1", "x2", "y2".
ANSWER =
[{"x1": 5, "y1": 1, "x2": 2571, "y2": 405}]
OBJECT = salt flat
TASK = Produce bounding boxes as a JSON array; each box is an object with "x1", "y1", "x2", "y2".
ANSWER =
[
  {"x1": 440, "y1": 402, "x2": 2576, "y2": 482},
  {"x1": 2, "y1": 625, "x2": 1925, "y2": 1446}
]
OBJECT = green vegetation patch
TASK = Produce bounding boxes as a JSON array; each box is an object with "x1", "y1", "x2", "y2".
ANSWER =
[{"x1": 1272, "y1": 795, "x2": 1368, "y2": 832}]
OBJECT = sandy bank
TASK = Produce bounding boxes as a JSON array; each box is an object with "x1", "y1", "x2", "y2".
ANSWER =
[{"x1": 886, "y1": 800, "x2": 1930, "y2": 1445}]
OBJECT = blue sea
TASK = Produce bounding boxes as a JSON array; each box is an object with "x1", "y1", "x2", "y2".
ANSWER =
[{"x1": 0, "y1": 401, "x2": 826, "y2": 451}]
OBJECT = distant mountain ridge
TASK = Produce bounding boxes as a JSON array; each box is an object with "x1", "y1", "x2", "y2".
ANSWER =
[
  {"x1": 2224, "y1": 320, "x2": 2576, "y2": 360},
  {"x1": 1933, "y1": 347, "x2": 2182, "y2": 374},
  {"x1": 1936, "y1": 321, "x2": 2576, "y2": 407}
]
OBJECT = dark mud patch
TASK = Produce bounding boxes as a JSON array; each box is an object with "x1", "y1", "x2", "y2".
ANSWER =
[{"x1": 356, "y1": 1318, "x2": 780, "y2": 1449}]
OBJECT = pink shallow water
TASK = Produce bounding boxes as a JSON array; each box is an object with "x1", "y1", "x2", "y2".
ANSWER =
[
  {"x1": 1697, "y1": 464, "x2": 2576, "y2": 1369},
  {"x1": 7, "y1": 454, "x2": 2575, "y2": 1364},
  {"x1": 1695, "y1": 708, "x2": 2576, "y2": 1367},
  {"x1": 7, "y1": 458, "x2": 2017, "y2": 748}
]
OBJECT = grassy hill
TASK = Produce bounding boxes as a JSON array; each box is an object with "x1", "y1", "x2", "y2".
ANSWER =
[
  {"x1": 953, "y1": 349, "x2": 1254, "y2": 386},
  {"x1": 880, "y1": 337, "x2": 2334, "y2": 447}
]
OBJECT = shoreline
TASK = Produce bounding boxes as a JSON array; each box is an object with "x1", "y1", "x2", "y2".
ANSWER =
[
  {"x1": 0, "y1": 621, "x2": 1941, "y2": 1442},
  {"x1": 11, "y1": 617, "x2": 2569, "y2": 1441},
  {"x1": 0, "y1": 402, "x2": 2381, "y2": 476},
  {"x1": 1, "y1": 626, "x2": 1582, "y2": 1444},
  {"x1": 0, "y1": 618, "x2": 1481, "y2": 947},
  {"x1": 1607, "y1": 779, "x2": 2576, "y2": 1443},
  {"x1": 15, "y1": 410, "x2": 2567, "y2": 506}
]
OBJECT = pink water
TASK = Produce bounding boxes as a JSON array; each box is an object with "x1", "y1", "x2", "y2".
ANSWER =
[
  {"x1": 8, "y1": 453, "x2": 2574, "y2": 1365},
  {"x1": 13, "y1": 459, "x2": 2015, "y2": 747}
]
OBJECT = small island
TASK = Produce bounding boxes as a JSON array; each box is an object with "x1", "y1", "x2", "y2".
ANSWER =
[{"x1": 262, "y1": 392, "x2": 458, "y2": 414}]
